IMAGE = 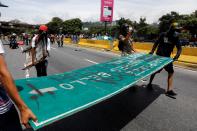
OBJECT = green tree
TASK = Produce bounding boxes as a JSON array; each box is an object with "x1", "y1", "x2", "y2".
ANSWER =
[
  {"x1": 63, "y1": 18, "x2": 82, "y2": 34},
  {"x1": 47, "y1": 17, "x2": 63, "y2": 34},
  {"x1": 117, "y1": 18, "x2": 134, "y2": 29},
  {"x1": 159, "y1": 11, "x2": 180, "y2": 32},
  {"x1": 136, "y1": 17, "x2": 148, "y2": 35}
]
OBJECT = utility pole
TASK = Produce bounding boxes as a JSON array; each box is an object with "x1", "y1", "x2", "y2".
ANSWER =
[{"x1": 104, "y1": 21, "x2": 107, "y2": 34}]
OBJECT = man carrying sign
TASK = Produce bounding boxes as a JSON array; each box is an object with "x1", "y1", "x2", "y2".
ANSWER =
[
  {"x1": 147, "y1": 22, "x2": 182, "y2": 96},
  {"x1": 0, "y1": 2, "x2": 37, "y2": 130},
  {"x1": 118, "y1": 23, "x2": 137, "y2": 56}
]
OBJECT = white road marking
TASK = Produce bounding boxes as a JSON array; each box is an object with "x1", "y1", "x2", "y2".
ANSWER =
[
  {"x1": 51, "y1": 47, "x2": 56, "y2": 50},
  {"x1": 20, "y1": 47, "x2": 23, "y2": 51},
  {"x1": 85, "y1": 59, "x2": 98, "y2": 64}
]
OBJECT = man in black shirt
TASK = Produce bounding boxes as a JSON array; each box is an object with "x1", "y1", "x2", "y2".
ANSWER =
[{"x1": 147, "y1": 22, "x2": 182, "y2": 96}]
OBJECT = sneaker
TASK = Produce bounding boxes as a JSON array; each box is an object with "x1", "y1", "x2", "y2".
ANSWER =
[
  {"x1": 165, "y1": 90, "x2": 177, "y2": 96},
  {"x1": 146, "y1": 84, "x2": 153, "y2": 90}
]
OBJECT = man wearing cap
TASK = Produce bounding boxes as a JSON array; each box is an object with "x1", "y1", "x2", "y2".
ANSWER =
[
  {"x1": 31, "y1": 25, "x2": 51, "y2": 77},
  {"x1": 0, "y1": 2, "x2": 37, "y2": 130},
  {"x1": 147, "y1": 22, "x2": 182, "y2": 96}
]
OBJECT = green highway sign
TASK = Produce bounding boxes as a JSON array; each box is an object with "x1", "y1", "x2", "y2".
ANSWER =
[{"x1": 15, "y1": 53, "x2": 173, "y2": 130}]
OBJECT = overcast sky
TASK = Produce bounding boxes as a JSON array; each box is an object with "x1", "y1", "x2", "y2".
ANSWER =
[{"x1": 0, "y1": 0, "x2": 196, "y2": 24}]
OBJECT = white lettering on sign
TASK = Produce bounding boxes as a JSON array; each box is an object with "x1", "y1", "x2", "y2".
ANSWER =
[
  {"x1": 98, "y1": 72, "x2": 111, "y2": 78},
  {"x1": 70, "y1": 80, "x2": 87, "y2": 85},
  {"x1": 29, "y1": 87, "x2": 57, "y2": 95},
  {"x1": 58, "y1": 72, "x2": 111, "y2": 90},
  {"x1": 59, "y1": 84, "x2": 74, "y2": 90},
  {"x1": 79, "y1": 72, "x2": 111, "y2": 82},
  {"x1": 104, "y1": 1, "x2": 112, "y2": 4}
]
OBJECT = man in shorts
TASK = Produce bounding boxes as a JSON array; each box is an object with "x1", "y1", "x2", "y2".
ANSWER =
[{"x1": 147, "y1": 22, "x2": 182, "y2": 96}]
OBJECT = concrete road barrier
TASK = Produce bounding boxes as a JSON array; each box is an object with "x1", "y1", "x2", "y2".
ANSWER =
[
  {"x1": 64, "y1": 38, "x2": 197, "y2": 57},
  {"x1": 64, "y1": 38, "x2": 72, "y2": 44},
  {"x1": 79, "y1": 39, "x2": 111, "y2": 49}
]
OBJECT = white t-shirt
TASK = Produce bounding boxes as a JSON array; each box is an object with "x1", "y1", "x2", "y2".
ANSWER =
[
  {"x1": 0, "y1": 40, "x2": 5, "y2": 54},
  {"x1": 31, "y1": 34, "x2": 51, "y2": 63},
  {"x1": 31, "y1": 34, "x2": 51, "y2": 51}
]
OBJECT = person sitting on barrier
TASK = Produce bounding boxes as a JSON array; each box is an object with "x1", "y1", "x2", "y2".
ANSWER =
[
  {"x1": 147, "y1": 22, "x2": 182, "y2": 96},
  {"x1": 118, "y1": 23, "x2": 137, "y2": 56},
  {"x1": 31, "y1": 25, "x2": 51, "y2": 77}
]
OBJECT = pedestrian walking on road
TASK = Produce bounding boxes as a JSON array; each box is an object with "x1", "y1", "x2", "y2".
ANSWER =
[
  {"x1": 147, "y1": 22, "x2": 183, "y2": 96},
  {"x1": 56, "y1": 34, "x2": 61, "y2": 47},
  {"x1": 31, "y1": 25, "x2": 51, "y2": 77},
  {"x1": 50, "y1": 34, "x2": 55, "y2": 44},
  {"x1": 60, "y1": 34, "x2": 64, "y2": 47}
]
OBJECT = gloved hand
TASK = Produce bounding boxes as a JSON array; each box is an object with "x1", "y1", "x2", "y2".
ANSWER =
[{"x1": 173, "y1": 57, "x2": 178, "y2": 61}]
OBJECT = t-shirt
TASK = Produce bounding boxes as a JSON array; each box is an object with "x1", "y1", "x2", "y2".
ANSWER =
[
  {"x1": 32, "y1": 34, "x2": 51, "y2": 51},
  {"x1": 0, "y1": 40, "x2": 13, "y2": 114},
  {"x1": 155, "y1": 32, "x2": 182, "y2": 58},
  {"x1": 118, "y1": 34, "x2": 133, "y2": 54},
  {"x1": 31, "y1": 35, "x2": 51, "y2": 62}
]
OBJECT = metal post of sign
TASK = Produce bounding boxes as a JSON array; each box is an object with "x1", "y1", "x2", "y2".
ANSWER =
[{"x1": 105, "y1": 21, "x2": 107, "y2": 34}]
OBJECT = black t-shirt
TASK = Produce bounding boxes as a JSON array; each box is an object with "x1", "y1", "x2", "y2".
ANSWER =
[{"x1": 156, "y1": 32, "x2": 181, "y2": 57}]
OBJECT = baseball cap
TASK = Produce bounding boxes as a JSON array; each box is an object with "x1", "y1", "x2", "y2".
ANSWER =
[
  {"x1": 171, "y1": 22, "x2": 181, "y2": 30},
  {"x1": 39, "y1": 25, "x2": 48, "y2": 31}
]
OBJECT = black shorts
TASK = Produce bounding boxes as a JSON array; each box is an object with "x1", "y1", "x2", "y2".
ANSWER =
[
  {"x1": 158, "y1": 62, "x2": 174, "y2": 73},
  {"x1": 0, "y1": 105, "x2": 22, "y2": 131}
]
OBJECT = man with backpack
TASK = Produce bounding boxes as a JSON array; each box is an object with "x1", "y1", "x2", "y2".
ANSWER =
[{"x1": 31, "y1": 25, "x2": 51, "y2": 77}]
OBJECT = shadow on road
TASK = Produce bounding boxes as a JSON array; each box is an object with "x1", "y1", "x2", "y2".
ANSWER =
[{"x1": 26, "y1": 84, "x2": 165, "y2": 131}]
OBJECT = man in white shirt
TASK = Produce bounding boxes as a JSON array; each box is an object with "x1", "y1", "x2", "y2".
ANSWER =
[{"x1": 31, "y1": 25, "x2": 51, "y2": 77}]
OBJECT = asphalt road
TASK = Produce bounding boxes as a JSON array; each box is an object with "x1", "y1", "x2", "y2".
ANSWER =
[{"x1": 3, "y1": 43, "x2": 197, "y2": 131}]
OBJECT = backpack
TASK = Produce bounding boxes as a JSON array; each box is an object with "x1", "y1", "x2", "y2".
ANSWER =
[{"x1": 34, "y1": 35, "x2": 48, "y2": 63}]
